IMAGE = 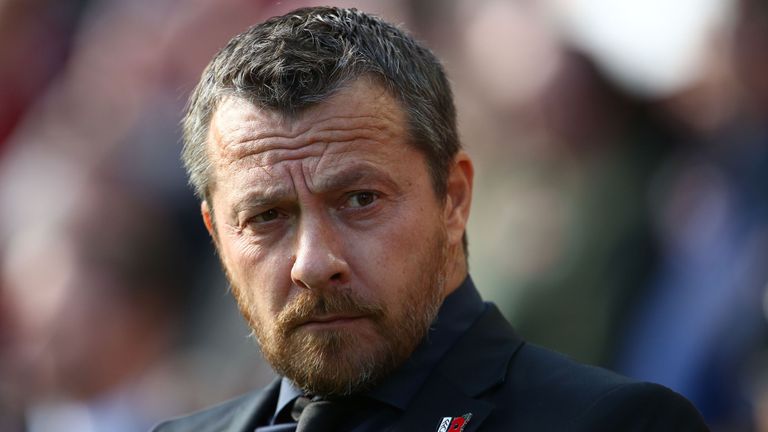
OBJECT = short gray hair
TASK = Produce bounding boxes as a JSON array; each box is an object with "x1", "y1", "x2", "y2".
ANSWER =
[{"x1": 181, "y1": 6, "x2": 460, "y2": 202}]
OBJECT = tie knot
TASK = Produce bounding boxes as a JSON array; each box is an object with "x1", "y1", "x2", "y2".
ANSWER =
[
  {"x1": 290, "y1": 395, "x2": 367, "y2": 432},
  {"x1": 289, "y1": 396, "x2": 313, "y2": 422}
]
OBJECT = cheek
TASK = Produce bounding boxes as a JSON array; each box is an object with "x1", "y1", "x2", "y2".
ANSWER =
[
  {"x1": 345, "y1": 205, "x2": 440, "y2": 286},
  {"x1": 219, "y1": 233, "x2": 294, "y2": 316}
]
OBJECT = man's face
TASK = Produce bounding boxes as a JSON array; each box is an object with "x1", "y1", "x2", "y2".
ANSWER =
[{"x1": 203, "y1": 79, "x2": 470, "y2": 396}]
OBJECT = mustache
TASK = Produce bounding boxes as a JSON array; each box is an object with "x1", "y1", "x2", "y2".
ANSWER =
[{"x1": 277, "y1": 288, "x2": 385, "y2": 332}]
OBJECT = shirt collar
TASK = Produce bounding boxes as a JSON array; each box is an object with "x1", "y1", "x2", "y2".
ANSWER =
[
  {"x1": 271, "y1": 275, "x2": 485, "y2": 419},
  {"x1": 273, "y1": 377, "x2": 302, "y2": 423}
]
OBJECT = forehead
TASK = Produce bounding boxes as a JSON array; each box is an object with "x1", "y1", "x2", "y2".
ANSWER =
[{"x1": 206, "y1": 79, "x2": 416, "y2": 190}]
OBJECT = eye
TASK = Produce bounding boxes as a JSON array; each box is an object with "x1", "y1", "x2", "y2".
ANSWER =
[
  {"x1": 346, "y1": 191, "x2": 378, "y2": 208},
  {"x1": 250, "y1": 208, "x2": 281, "y2": 224}
]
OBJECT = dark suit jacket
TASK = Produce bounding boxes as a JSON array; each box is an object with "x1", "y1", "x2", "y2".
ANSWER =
[{"x1": 153, "y1": 305, "x2": 709, "y2": 431}]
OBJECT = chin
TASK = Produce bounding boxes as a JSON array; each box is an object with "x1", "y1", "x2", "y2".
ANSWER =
[{"x1": 266, "y1": 325, "x2": 406, "y2": 396}]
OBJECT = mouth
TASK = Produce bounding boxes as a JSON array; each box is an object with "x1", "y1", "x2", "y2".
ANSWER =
[{"x1": 299, "y1": 314, "x2": 367, "y2": 329}]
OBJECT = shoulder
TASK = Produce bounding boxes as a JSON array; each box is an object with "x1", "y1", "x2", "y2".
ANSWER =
[
  {"x1": 491, "y1": 342, "x2": 709, "y2": 431},
  {"x1": 452, "y1": 304, "x2": 707, "y2": 429},
  {"x1": 507, "y1": 342, "x2": 635, "y2": 395},
  {"x1": 151, "y1": 380, "x2": 279, "y2": 432},
  {"x1": 573, "y1": 379, "x2": 710, "y2": 431}
]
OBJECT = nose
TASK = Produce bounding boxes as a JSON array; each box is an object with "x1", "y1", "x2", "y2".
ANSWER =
[{"x1": 290, "y1": 215, "x2": 350, "y2": 291}]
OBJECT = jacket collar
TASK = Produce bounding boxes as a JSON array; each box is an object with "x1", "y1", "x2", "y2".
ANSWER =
[
  {"x1": 230, "y1": 377, "x2": 281, "y2": 431},
  {"x1": 392, "y1": 304, "x2": 524, "y2": 432}
]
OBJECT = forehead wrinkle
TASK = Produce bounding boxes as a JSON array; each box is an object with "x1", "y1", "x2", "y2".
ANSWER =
[
  {"x1": 222, "y1": 139, "x2": 369, "y2": 175},
  {"x1": 217, "y1": 112, "x2": 402, "y2": 163}
]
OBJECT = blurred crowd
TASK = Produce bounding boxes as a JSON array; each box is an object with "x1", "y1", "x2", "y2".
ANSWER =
[{"x1": 0, "y1": 0, "x2": 766, "y2": 431}]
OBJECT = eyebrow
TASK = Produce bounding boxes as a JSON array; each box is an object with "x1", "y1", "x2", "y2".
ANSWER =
[
  {"x1": 232, "y1": 186, "x2": 293, "y2": 214},
  {"x1": 231, "y1": 163, "x2": 397, "y2": 213},
  {"x1": 311, "y1": 165, "x2": 395, "y2": 194}
]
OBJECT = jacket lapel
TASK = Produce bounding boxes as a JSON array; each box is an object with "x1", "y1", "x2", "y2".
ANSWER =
[
  {"x1": 394, "y1": 377, "x2": 494, "y2": 432},
  {"x1": 392, "y1": 305, "x2": 524, "y2": 432},
  {"x1": 230, "y1": 377, "x2": 282, "y2": 432}
]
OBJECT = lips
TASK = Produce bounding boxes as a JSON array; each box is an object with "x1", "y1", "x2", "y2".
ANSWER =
[
  {"x1": 277, "y1": 290, "x2": 385, "y2": 332},
  {"x1": 300, "y1": 314, "x2": 366, "y2": 327}
]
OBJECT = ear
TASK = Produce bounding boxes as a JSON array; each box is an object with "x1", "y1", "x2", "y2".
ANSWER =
[
  {"x1": 444, "y1": 151, "x2": 474, "y2": 248},
  {"x1": 201, "y1": 200, "x2": 217, "y2": 241}
]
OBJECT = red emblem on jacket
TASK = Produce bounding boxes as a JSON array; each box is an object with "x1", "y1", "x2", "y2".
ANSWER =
[{"x1": 436, "y1": 413, "x2": 472, "y2": 432}]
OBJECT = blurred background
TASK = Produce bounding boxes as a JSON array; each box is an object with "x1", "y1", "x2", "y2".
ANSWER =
[{"x1": 1, "y1": 0, "x2": 766, "y2": 430}]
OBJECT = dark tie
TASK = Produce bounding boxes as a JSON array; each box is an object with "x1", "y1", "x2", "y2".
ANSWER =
[{"x1": 291, "y1": 396, "x2": 358, "y2": 432}]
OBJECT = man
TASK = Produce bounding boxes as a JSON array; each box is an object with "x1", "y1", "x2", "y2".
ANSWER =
[{"x1": 155, "y1": 6, "x2": 708, "y2": 431}]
